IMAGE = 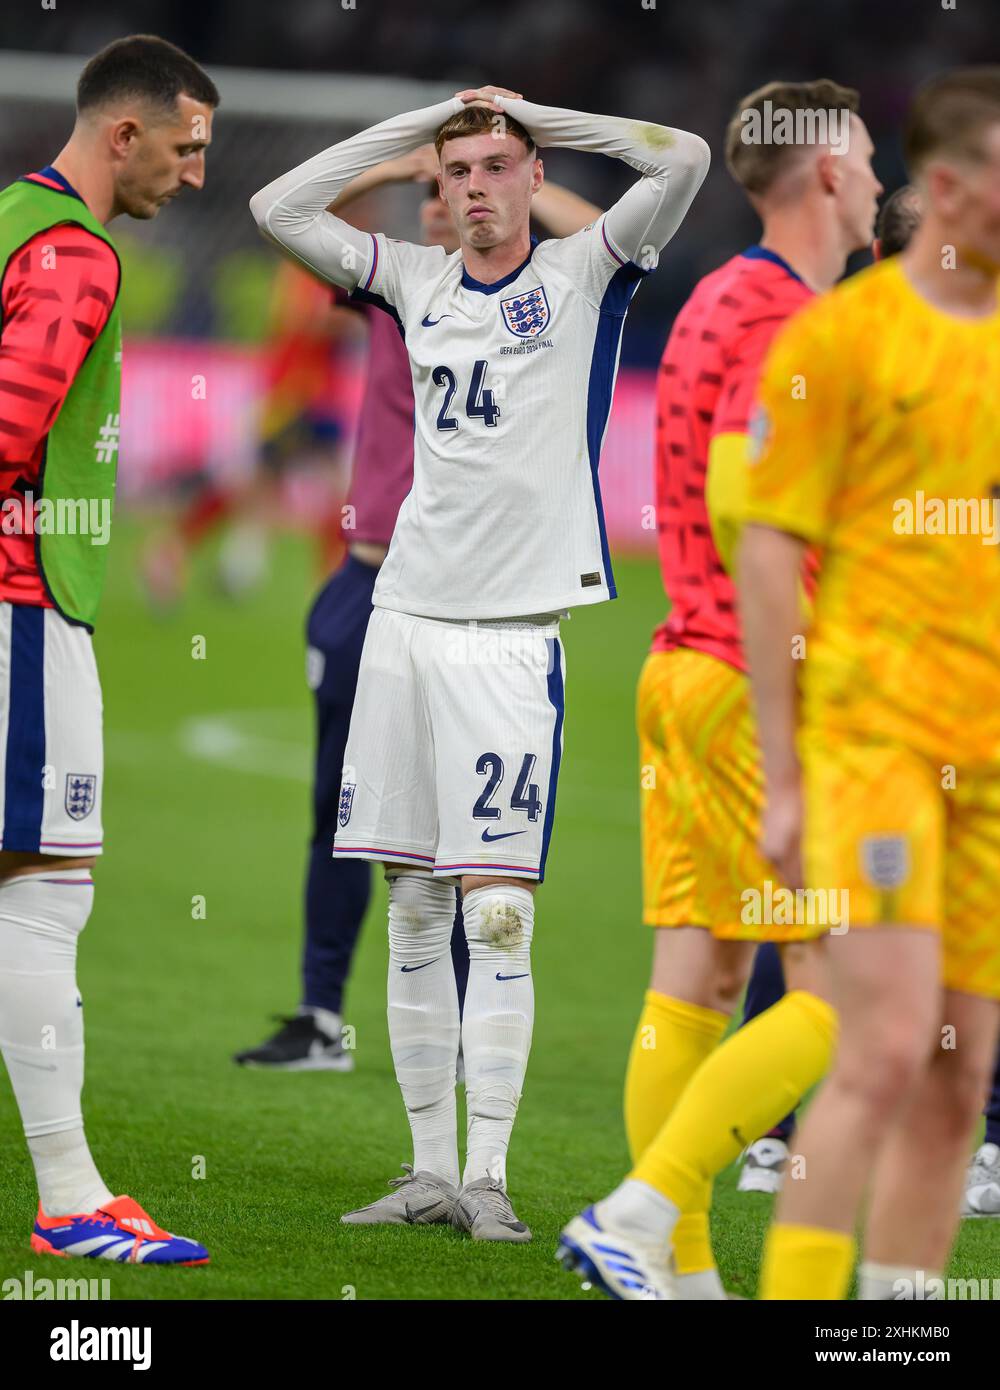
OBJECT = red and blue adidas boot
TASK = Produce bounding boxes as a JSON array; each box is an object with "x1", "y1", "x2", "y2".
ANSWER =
[{"x1": 31, "y1": 1195, "x2": 209, "y2": 1265}]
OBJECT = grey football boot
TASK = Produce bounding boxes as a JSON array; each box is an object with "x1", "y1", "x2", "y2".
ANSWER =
[
  {"x1": 452, "y1": 1166, "x2": 532, "y2": 1243},
  {"x1": 340, "y1": 1164, "x2": 459, "y2": 1226},
  {"x1": 962, "y1": 1142, "x2": 1000, "y2": 1217}
]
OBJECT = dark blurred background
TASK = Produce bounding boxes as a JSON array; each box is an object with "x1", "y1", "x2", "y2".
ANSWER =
[
  {"x1": 3, "y1": 0, "x2": 997, "y2": 362},
  {"x1": 2, "y1": 0, "x2": 996, "y2": 530}
]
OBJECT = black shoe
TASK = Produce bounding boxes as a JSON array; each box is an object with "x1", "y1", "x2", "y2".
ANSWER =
[{"x1": 233, "y1": 1014, "x2": 353, "y2": 1071}]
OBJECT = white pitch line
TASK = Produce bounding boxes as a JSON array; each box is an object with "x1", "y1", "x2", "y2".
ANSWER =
[
  {"x1": 108, "y1": 712, "x2": 640, "y2": 823},
  {"x1": 177, "y1": 710, "x2": 312, "y2": 782}
]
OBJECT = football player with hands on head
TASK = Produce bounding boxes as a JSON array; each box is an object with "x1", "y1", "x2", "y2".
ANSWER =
[
  {"x1": 251, "y1": 82, "x2": 709, "y2": 1241},
  {"x1": 235, "y1": 145, "x2": 602, "y2": 1074}
]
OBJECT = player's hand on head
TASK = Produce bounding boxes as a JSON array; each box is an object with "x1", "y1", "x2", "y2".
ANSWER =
[
  {"x1": 454, "y1": 85, "x2": 523, "y2": 110},
  {"x1": 760, "y1": 780, "x2": 805, "y2": 891}
]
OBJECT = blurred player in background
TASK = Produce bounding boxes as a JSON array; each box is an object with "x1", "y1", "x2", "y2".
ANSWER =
[
  {"x1": 0, "y1": 35, "x2": 215, "y2": 1264},
  {"x1": 252, "y1": 83, "x2": 709, "y2": 1240},
  {"x1": 967, "y1": 1059, "x2": 1000, "y2": 1216},
  {"x1": 141, "y1": 257, "x2": 356, "y2": 607},
  {"x1": 732, "y1": 945, "x2": 793, "y2": 1191},
  {"x1": 872, "y1": 182, "x2": 922, "y2": 259},
  {"x1": 235, "y1": 148, "x2": 600, "y2": 1071},
  {"x1": 743, "y1": 68, "x2": 1000, "y2": 1300},
  {"x1": 736, "y1": 181, "x2": 925, "y2": 1198},
  {"x1": 558, "y1": 79, "x2": 880, "y2": 1299}
]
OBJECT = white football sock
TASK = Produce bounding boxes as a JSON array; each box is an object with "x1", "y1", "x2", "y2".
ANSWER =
[
  {"x1": 0, "y1": 869, "x2": 114, "y2": 1215},
  {"x1": 859, "y1": 1261, "x2": 940, "y2": 1300},
  {"x1": 675, "y1": 1267, "x2": 727, "y2": 1300},
  {"x1": 386, "y1": 870, "x2": 461, "y2": 1187},
  {"x1": 29, "y1": 1127, "x2": 114, "y2": 1217},
  {"x1": 596, "y1": 1178, "x2": 680, "y2": 1245},
  {"x1": 461, "y1": 885, "x2": 535, "y2": 1188}
]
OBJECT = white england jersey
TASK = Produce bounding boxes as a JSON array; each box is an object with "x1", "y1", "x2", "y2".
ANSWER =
[
  {"x1": 357, "y1": 220, "x2": 643, "y2": 618},
  {"x1": 250, "y1": 94, "x2": 710, "y2": 618}
]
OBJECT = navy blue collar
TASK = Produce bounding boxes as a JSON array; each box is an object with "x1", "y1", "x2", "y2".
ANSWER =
[
  {"x1": 741, "y1": 244, "x2": 805, "y2": 286},
  {"x1": 461, "y1": 235, "x2": 538, "y2": 295},
  {"x1": 23, "y1": 165, "x2": 85, "y2": 203}
]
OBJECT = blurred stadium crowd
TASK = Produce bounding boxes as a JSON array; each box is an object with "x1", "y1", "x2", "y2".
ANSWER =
[{"x1": 2, "y1": 0, "x2": 994, "y2": 362}]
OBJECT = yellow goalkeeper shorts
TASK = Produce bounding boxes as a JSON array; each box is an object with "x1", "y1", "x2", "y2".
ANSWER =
[
  {"x1": 638, "y1": 647, "x2": 809, "y2": 942},
  {"x1": 801, "y1": 729, "x2": 1000, "y2": 999}
]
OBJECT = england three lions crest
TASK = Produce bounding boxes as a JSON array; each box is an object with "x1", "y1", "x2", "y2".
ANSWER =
[
  {"x1": 338, "y1": 782, "x2": 356, "y2": 828},
  {"x1": 500, "y1": 285, "x2": 550, "y2": 338},
  {"x1": 66, "y1": 773, "x2": 97, "y2": 821},
  {"x1": 860, "y1": 834, "x2": 910, "y2": 890}
]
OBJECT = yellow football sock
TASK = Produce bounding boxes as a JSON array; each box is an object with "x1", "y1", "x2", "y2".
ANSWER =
[
  {"x1": 624, "y1": 990, "x2": 728, "y2": 1161},
  {"x1": 623, "y1": 991, "x2": 726, "y2": 1276},
  {"x1": 760, "y1": 1222, "x2": 856, "y2": 1300},
  {"x1": 632, "y1": 990, "x2": 838, "y2": 1213}
]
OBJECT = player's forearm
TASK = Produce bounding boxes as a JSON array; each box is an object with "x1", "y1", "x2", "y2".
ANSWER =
[
  {"x1": 326, "y1": 148, "x2": 434, "y2": 217},
  {"x1": 499, "y1": 97, "x2": 706, "y2": 172},
  {"x1": 325, "y1": 164, "x2": 397, "y2": 217},
  {"x1": 499, "y1": 97, "x2": 709, "y2": 259},
  {"x1": 738, "y1": 524, "x2": 807, "y2": 790},
  {"x1": 249, "y1": 98, "x2": 461, "y2": 286},
  {"x1": 530, "y1": 181, "x2": 601, "y2": 239}
]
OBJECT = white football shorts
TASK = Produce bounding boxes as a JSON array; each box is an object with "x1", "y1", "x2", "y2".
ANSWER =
[
  {"x1": 0, "y1": 603, "x2": 103, "y2": 856},
  {"x1": 333, "y1": 606, "x2": 566, "y2": 881}
]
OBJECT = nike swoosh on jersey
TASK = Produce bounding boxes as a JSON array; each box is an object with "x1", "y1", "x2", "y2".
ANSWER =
[
  {"x1": 400, "y1": 961, "x2": 435, "y2": 972},
  {"x1": 421, "y1": 313, "x2": 454, "y2": 327},
  {"x1": 496, "y1": 972, "x2": 530, "y2": 981},
  {"x1": 481, "y1": 828, "x2": 526, "y2": 842}
]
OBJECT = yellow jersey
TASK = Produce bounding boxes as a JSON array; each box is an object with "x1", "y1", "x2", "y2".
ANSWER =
[{"x1": 745, "y1": 256, "x2": 1000, "y2": 765}]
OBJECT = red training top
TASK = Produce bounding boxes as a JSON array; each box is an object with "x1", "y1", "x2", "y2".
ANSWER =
[
  {"x1": 651, "y1": 246, "x2": 813, "y2": 673},
  {"x1": 0, "y1": 169, "x2": 119, "y2": 608}
]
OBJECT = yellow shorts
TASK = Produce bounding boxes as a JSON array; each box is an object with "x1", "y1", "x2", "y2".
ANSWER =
[
  {"x1": 801, "y1": 731, "x2": 1000, "y2": 999},
  {"x1": 638, "y1": 648, "x2": 806, "y2": 941}
]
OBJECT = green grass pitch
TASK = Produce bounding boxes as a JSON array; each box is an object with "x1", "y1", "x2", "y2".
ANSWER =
[{"x1": 0, "y1": 525, "x2": 994, "y2": 1300}]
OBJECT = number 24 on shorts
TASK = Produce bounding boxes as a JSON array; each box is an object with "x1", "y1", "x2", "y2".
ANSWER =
[{"x1": 473, "y1": 752, "x2": 541, "y2": 823}]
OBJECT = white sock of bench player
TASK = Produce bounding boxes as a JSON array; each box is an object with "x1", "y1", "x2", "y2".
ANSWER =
[
  {"x1": 858, "y1": 1261, "x2": 943, "y2": 1299},
  {"x1": 0, "y1": 868, "x2": 114, "y2": 1216},
  {"x1": 461, "y1": 885, "x2": 535, "y2": 1189},
  {"x1": 386, "y1": 869, "x2": 461, "y2": 1188}
]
